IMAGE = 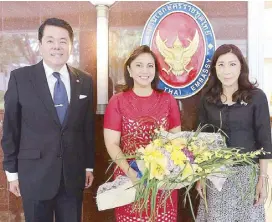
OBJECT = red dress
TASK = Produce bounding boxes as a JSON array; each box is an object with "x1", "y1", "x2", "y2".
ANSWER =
[{"x1": 104, "y1": 90, "x2": 181, "y2": 222}]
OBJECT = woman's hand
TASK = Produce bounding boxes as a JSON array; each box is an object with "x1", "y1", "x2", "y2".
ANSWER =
[
  {"x1": 195, "y1": 180, "x2": 205, "y2": 199},
  {"x1": 127, "y1": 168, "x2": 139, "y2": 186},
  {"x1": 254, "y1": 176, "x2": 267, "y2": 206}
]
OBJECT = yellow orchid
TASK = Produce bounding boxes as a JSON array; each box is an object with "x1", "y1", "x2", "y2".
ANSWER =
[
  {"x1": 224, "y1": 154, "x2": 232, "y2": 159},
  {"x1": 202, "y1": 150, "x2": 213, "y2": 159},
  {"x1": 188, "y1": 142, "x2": 207, "y2": 155},
  {"x1": 195, "y1": 165, "x2": 203, "y2": 173},
  {"x1": 194, "y1": 151, "x2": 212, "y2": 163},
  {"x1": 188, "y1": 142, "x2": 197, "y2": 152},
  {"x1": 180, "y1": 163, "x2": 197, "y2": 181},
  {"x1": 171, "y1": 138, "x2": 187, "y2": 147},
  {"x1": 215, "y1": 152, "x2": 223, "y2": 158},
  {"x1": 153, "y1": 138, "x2": 163, "y2": 148},
  {"x1": 171, "y1": 150, "x2": 187, "y2": 166},
  {"x1": 149, "y1": 159, "x2": 169, "y2": 180},
  {"x1": 194, "y1": 157, "x2": 203, "y2": 164},
  {"x1": 165, "y1": 143, "x2": 174, "y2": 152},
  {"x1": 138, "y1": 143, "x2": 156, "y2": 155},
  {"x1": 138, "y1": 144, "x2": 165, "y2": 168}
]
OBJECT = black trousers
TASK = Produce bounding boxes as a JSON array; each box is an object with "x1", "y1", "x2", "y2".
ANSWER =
[{"x1": 22, "y1": 175, "x2": 83, "y2": 222}]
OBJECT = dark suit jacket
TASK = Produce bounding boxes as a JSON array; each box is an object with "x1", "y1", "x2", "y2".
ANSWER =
[{"x1": 1, "y1": 61, "x2": 95, "y2": 200}]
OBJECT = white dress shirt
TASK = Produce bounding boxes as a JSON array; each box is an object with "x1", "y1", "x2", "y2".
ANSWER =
[
  {"x1": 43, "y1": 61, "x2": 71, "y2": 103},
  {"x1": 6, "y1": 61, "x2": 92, "y2": 182}
]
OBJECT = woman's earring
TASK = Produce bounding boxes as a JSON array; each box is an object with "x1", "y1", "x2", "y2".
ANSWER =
[{"x1": 127, "y1": 66, "x2": 132, "y2": 77}]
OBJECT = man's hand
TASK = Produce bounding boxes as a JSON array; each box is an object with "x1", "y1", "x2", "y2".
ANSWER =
[
  {"x1": 85, "y1": 171, "x2": 94, "y2": 188},
  {"x1": 9, "y1": 180, "x2": 21, "y2": 197}
]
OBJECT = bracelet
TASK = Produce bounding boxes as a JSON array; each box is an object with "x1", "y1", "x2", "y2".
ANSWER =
[{"x1": 136, "y1": 171, "x2": 142, "y2": 179}]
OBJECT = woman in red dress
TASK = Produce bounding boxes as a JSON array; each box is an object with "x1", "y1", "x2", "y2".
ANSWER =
[{"x1": 104, "y1": 45, "x2": 181, "y2": 222}]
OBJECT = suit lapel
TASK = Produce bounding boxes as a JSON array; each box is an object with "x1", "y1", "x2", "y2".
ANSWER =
[
  {"x1": 61, "y1": 65, "x2": 82, "y2": 129},
  {"x1": 30, "y1": 61, "x2": 61, "y2": 127}
]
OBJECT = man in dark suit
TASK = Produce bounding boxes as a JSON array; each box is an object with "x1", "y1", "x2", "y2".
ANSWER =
[{"x1": 1, "y1": 18, "x2": 95, "y2": 222}]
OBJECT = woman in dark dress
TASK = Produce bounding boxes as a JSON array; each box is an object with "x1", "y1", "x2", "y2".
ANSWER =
[{"x1": 196, "y1": 44, "x2": 272, "y2": 222}]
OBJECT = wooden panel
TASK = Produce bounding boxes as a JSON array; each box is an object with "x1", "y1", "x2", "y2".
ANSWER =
[{"x1": 84, "y1": 115, "x2": 115, "y2": 222}]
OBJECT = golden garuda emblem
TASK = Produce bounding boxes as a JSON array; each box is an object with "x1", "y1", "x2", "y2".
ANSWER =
[{"x1": 156, "y1": 30, "x2": 199, "y2": 76}]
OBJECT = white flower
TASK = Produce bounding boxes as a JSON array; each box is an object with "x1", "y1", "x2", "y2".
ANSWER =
[{"x1": 240, "y1": 100, "x2": 248, "y2": 106}]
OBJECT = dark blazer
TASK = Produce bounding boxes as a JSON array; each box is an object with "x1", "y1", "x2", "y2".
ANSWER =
[
  {"x1": 198, "y1": 88, "x2": 272, "y2": 160},
  {"x1": 1, "y1": 61, "x2": 95, "y2": 200}
]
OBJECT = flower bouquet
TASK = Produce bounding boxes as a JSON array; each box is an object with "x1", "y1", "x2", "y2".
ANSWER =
[{"x1": 97, "y1": 125, "x2": 268, "y2": 220}]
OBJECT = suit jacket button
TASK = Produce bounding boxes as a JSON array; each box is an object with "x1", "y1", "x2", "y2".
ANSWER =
[{"x1": 57, "y1": 155, "x2": 62, "y2": 158}]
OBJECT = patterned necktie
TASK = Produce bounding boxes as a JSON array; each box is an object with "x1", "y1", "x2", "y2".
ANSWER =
[{"x1": 53, "y1": 72, "x2": 68, "y2": 125}]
